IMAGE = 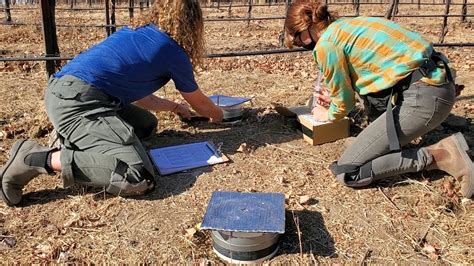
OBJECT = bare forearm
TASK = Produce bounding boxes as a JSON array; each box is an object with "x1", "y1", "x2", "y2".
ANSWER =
[
  {"x1": 179, "y1": 89, "x2": 223, "y2": 122},
  {"x1": 134, "y1": 95, "x2": 177, "y2": 112},
  {"x1": 190, "y1": 96, "x2": 222, "y2": 119}
]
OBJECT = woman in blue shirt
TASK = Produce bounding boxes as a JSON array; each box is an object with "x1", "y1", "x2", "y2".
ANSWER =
[{"x1": 0, "y1": 0, "x2": 223, "y2": 206}]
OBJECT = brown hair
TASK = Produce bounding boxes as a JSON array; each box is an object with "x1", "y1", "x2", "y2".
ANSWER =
[
  {"x1": 284, "y1": 0, "x2": 338, "y2": 48},
  {"x1": 134, "y1": 0, "x2": 205, "y2": 69}
]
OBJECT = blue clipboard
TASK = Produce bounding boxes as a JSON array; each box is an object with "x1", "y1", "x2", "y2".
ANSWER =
[{"x1": 149, "y1": 141, "x2": 228, "y2": 175}]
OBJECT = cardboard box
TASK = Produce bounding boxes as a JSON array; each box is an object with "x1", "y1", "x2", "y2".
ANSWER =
[{"x1": 275, "y1": 105, "x2": 350, "y2": 145}]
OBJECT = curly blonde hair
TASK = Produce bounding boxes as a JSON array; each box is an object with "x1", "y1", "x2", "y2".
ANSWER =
[
  {"x1": 134, "y1": 0, "x2": 205, "y2": 69},
  {"x1": 284, "y1": 0, "x2": 338, "y2": 48}
]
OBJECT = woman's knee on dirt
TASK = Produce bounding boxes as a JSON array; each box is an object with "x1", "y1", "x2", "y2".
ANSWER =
[
  {"x1": 134, "y1": 115, "x2": 158, "y2": 140},
  {"x1": 331, "y1": 161, "x2": 375, "y2": 188},
  {"x1": 106, "y1": 160, "x2": 156, "y2": 197}
]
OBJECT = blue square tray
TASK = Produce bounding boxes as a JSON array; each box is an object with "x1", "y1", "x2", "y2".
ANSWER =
[{"x1": 201, "y1": 191, "x2": 285, "y2": 233}]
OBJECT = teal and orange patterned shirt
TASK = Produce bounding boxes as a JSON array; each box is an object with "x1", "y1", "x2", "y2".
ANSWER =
[{"x1": 313, "y1": 17, "x2": 448, "y2": 121}]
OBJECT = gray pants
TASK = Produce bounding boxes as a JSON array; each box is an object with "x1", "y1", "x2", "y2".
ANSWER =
[
  {"x1": 337, "y1": 81, "x2": 456, "y2": 185},
  {"x1": 44, "y1": 75, "x2": 157, "y2": 191}
]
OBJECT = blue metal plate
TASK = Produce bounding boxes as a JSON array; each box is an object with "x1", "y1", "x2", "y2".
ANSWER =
[{"x1": 201, "y1": 191, "x2": 285, "y2": 233}]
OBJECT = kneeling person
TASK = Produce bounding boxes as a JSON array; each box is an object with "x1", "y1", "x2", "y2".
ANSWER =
[
  {"x1": 284, "y1": 0, "x2": 473, "y2": 197},
  {"x1": 0, "y1": 0, "x2": 223, "y2": 206}
]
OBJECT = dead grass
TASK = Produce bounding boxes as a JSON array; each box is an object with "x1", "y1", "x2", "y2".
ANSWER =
[{"x1": 0, "y1": 2, "x2": 473, "y2": 264}]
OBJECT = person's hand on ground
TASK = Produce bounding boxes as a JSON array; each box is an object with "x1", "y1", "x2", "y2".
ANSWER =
[
  {"x1": 172, "y1": 103, "x2": 192, "y2": 119},
  {"x1": 209, "y1": 108, "x2": 224, "y2": 124}
]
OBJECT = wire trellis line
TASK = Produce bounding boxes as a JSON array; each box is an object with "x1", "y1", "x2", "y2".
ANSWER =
[
  {"x1": 1, "y1": 2, "x2": 473, "y2": 12},
  {"x1": 2, "y1": 43, "x2": 474, "y2": 63},
  {"x1": 1, "y1": 13, "x2": 473, "y2": 28},
  {"x1": 2, "y1": 0, "x2": 471, "y2": 76}
]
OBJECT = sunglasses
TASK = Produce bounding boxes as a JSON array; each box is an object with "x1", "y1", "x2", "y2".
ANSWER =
[{"x1": 292, "y1": 31, "x2": 304, "y2": 47}]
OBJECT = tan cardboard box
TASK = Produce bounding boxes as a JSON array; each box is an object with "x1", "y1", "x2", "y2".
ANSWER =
[{"x1": 275, "y1": 105, "x2": 350, "y2": 146}]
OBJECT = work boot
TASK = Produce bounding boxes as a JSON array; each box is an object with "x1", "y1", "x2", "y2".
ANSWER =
[
  {"x1": 0, "y1": 140, "x2": 56, "y2": 206},
  {"x1": 426, "y1": 133, "x2": 473, "y2": 198}
]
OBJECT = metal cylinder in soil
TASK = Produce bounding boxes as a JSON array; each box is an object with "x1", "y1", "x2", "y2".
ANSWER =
[
  {"x1": 222, "y1": 105, "x2": 243, "y2": 122},
  {"x1": 211, "y1": 231, "x2": 280, "y2": 264}
]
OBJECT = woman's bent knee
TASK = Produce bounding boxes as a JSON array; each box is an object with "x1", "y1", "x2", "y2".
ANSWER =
[
  {"x1": 106, "y1": 160, "x2": 155, "y2": 196},
  {"x1": 332, "y1": 161, "x2": 375, "y2": 188}
]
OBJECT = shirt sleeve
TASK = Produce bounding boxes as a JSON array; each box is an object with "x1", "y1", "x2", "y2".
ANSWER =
[
  {"x1": 166, "y1": 45, "x2": 198, "y2": 93},
  {"x1": 314, "y1": 41, "x2": 355, "y2": 121}
]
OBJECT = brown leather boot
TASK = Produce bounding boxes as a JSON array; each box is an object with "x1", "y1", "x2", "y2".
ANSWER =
[
  {"x1": 426, "y1": 133, "x2": 473, "y2": 198},
  {"x1": 0, "y1": 140, "x2": 56, "y2": 206}
]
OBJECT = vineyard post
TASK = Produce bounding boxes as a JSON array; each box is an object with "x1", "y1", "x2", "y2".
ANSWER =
[
  {"x1": 40, "y1": 0, "x2": 60, "y2": 77},
  {"x1": 129, "y1": 0, "x2": 134, "y2": 19},
  {"x1": 105, "y1": 0, "x2": 111, "y2": 36},
  {"x1": 111, "y1": 0, "x2": 116, "y2": 34}
]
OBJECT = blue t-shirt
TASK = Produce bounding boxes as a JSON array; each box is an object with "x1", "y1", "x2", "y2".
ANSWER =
[{"x1": 55, "y1": 24, "x2": 198, "y2": 104}]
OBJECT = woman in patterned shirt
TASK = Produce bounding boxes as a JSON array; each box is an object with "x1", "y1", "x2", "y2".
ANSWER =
[{"x1": 284, "y1": 0, "x2": 473, "y2": 198}]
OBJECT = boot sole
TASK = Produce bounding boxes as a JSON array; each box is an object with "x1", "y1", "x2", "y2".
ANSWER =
[
  {"x1": 0, "y1": 140, "x2": 26, "y2": 206},
  {"x1": 452, "y1": 133, "x2": 474, "y2": 198}
]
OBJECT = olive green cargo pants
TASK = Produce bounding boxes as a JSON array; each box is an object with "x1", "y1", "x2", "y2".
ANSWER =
[{"x1": 44, "y1": 75, "x2": 157, "y2": 195}]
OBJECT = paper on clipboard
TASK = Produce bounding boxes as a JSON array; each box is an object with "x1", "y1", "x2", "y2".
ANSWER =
[{"x1": 149, "y1": 141, "x2": 229, "y2": 175}]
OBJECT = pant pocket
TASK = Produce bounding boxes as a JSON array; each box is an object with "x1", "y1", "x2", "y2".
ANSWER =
[
  {"x1": 48, "y1": 77, "x2": 95, "y2": 100},
  {"x1": 82, "y1": 112, "x2": 136, "y2": 145},
  {"x1": 425, "y1": 96, "x2": 454, "y2": 128},
  {"x1": 49, "y1": 82, "x2": 81, "y2": 100}
]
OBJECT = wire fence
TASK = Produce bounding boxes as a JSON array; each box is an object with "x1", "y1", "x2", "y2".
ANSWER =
[
  {"x1": 2, "y1": 13, "x2": 474, "y2": 28},
  {"x1": 1, "y1": 0, "x2": 473, "y2": 76},
  {"x1": 2, "y1": 41, "x2": 474, "y2": 63},
  {"x1": 1, "y1": 1, "x2": 473, "y2": 10}
]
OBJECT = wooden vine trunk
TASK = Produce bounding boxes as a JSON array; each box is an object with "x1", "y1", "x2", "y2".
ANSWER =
[
  {"x1": 439, "y1": 0, "x2": 451, "y2": 43},
  {"x1": 461, "y1": 0, "x2": 467, "y2": 22},
  {"x1": 4, "y1": 0, "x2": 12, "y2": 23},
  {"x1": 247, "y1": 0, "x2": 253, "y2": 26}
]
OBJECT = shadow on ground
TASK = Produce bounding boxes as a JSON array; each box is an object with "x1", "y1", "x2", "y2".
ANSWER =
[
  {"x1": 279, "y1": 209, "x2": 335, "y2": 258},
  {"x1": 149, "y1": 108, "x2": 300, "y2": 155},
  {"x1": 20, "y1": 187, "x2": 74, "y2": 207}
]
